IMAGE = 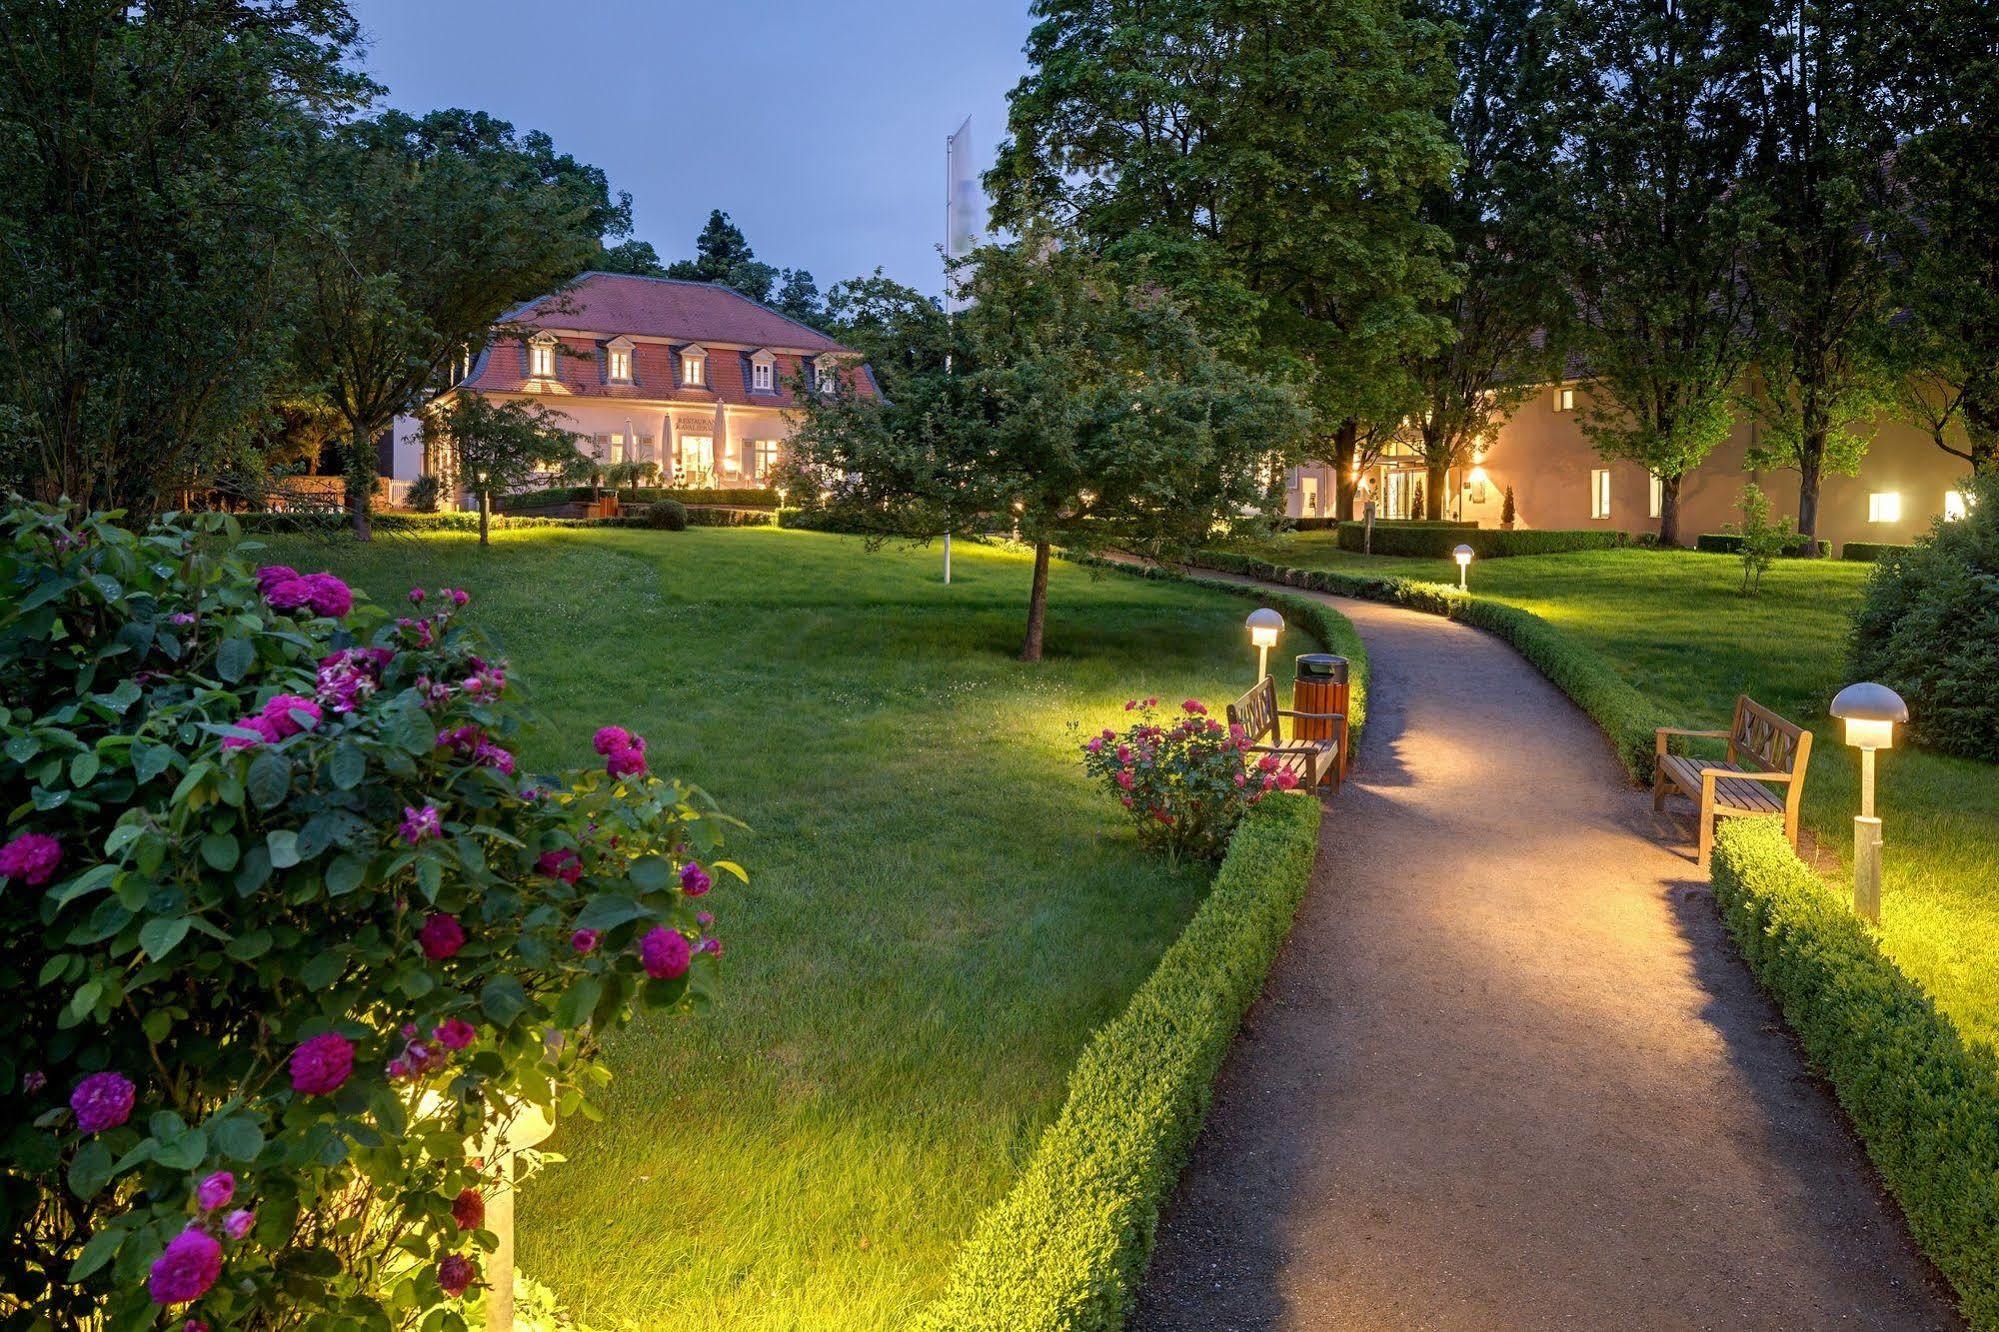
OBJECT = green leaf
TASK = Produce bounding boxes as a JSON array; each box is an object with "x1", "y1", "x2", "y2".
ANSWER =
[
  {"x1": 301, "y1": 949, "x2": 346, "y2": 990},
  {"x1": 390, "y1": 703, "x2": 437, "y2": 756},
  {"x1": 325, "y1": 854, "x2": 366, "y2": 897},
  {"x1": 267, "y1": 829, "x2": 300, "y2": 870},
  {"x1": 138, "y1": 916, "x2": 191, "y2": 961},
  {"x1": 211, "y1": 1116, "x2": 265, "y2": 1164},
  {"x1": 328, "y1": 743, "x2": 367, "y2": 791},
  {"x1": 225, "y1": 929, "x2": 272, "y2": 961},
  {"x1": 642, "y1": 974, "x2": 690, "y2": 1009},
  {"x1": 572, "y1": 894, "x2": 648, "y2": 932},
  {"x1": 68, "y1": 1140, "x2": 114, "y2": 1200},
  {"x1": 153, "y1": 1127, "x2": 207, "y2": 1170},
  {"x1": 246, "y1": 752, "x2": 292, "y2": 810},
  {"x1": 200, "y1": 831, "x2": 240, "y2": 871},
  {"x1": 553, "y1": 975, "x2": 603, "y2": 1029},
  {"x1": 416, "y1": 855, "x2": 442, "y2": 903},
  {"x1": 67, "y1": 1225, "x2": 124, "y2": 1282},
  {"x1": 4, "y1": 733, "x2": 40, "y2": 763},
  {"x1": 216, "y1": 636, "x2": 254, "y2": 683},
  {"x1": 628, "y1": 856, "x2": 671, "y2": 891},
  {"x1": 69, "y1": 750, "x2": 100, "y2": 787},
  {"x1": 479, "y1": 976, "x2": 528, "y2": 1027},
  {"x1": 143, "y1": 1008, "x2": 172, "y2": 1043},
  {"x1": 131, "y1": 740, "x2": 173, "y2": 785}
]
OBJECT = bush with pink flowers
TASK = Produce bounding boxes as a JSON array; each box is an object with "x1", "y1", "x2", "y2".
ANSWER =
[
  {"x1": 1079, "y1": 697, "x2": 1298, "y2": 860},
  {"x1": 0, "y1": 504, "x2": 742, "y2": 1327}
]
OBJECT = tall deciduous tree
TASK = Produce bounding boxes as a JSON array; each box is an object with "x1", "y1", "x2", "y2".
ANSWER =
[
  {"x1": 0, "y1": 0, "x2": 365, "y2": 511},
  {"x1": 422, "y1": 394, "x2": 581, "y2": 545},
  {"x1": 290, "y1": 109, "x2": 608, "y2": 538},
  {"x1": 1739, "y1": 0, "x2": 1902, "y2": 541},
  {"x1": 791, "y1": 232, "x2": 1308, "y2": 661},
  {"x1": 1410, "y1": 0, "x2": 1567, "y2": 519},
  {"x1": 666, "y1": 210, "x2": 779, "y2": 303},
  {"x1": 1552, "y1": 0, "x2": 1765, "y2": 545},
  {"x1": 991, "y1": 0, "x2": 1459, "y2": 521}
]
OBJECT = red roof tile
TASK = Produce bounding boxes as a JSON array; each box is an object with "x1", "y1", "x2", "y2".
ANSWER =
[{"x1": 504, "y1": 272, "x2": 847, "y2": 350}]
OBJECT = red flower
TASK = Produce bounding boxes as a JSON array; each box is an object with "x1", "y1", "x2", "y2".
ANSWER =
[
  {"x1": 418, "y1": 913, "x2": 465, "y2": 961},
  {"x1": 451, "y1": 1188, "x2": 485, "y2": 1232}
]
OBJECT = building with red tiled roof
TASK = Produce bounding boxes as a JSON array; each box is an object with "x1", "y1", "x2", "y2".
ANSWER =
[{"x1": 428, "y1": 272, "x2": 876, "y2": 490}]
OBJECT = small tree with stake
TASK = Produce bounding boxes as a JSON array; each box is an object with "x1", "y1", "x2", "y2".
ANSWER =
[{"x1": 423, "y1": 395, "x2": 582, "y2": 546}]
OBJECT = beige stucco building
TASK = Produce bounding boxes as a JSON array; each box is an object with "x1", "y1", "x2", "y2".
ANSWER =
[{"x1": 1285, "y1": 381, "x2": 1975, "y2": 550}]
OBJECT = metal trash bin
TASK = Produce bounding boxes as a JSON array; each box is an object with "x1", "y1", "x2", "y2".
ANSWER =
[{"x1": 1293, "y1": 654, "x2": 1350, "y2": 777}]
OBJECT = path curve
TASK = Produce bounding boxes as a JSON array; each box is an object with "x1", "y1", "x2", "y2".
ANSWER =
[{"x1": 1134, "y1": 581, "x2": 1958, "y2": 1330}]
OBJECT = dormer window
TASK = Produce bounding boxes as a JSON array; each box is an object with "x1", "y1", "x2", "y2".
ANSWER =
[
  {"x1": 814, "y1": 358, "x2": 838, "y2": 395},
  {"x1": 751, "y1": 349, "x2": 777, "y2": 392},
  {"x1": 606, "y1": 336, "x2": 635, "y2": 384},
  {"x1": 681, "y1": 344, "x2": 707, "y2": 387},
  {"x1": 528, "y1": 333, "x2": 558, "y2": 379}
]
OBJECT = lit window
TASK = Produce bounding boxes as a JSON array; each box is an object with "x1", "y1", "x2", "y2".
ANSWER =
[
  {"x1": 1556, "y1": 385, "x2": 1576, "y2": 413},
  {"x1": 1590, "y1": 468, "x2": 1612, "y2": 519},
  {"x1": 681, "y1": 346, "x2": 707, "y2": 387},
  {"x1": 1944, "y1": 489, "x2": 1969, "y2": 521},
  {"x1": 752, "y1": 440, "x2": 780, "y2": 479},
  {"x1": 528, "y1": 335, "x2": 556, "y2": 378},
  {"x1": 607, "y1": 337, "x2": 634, "y2": 383},
  {"x1": 1868, "y1": 491, "x2": 1901, "y2": 524},
  {"x1": 1648, "y1": 471, "x2": 1663, "y2": 519},
  {"x1": 815, "y1": 360, "x2": 838, "y2": 394}
]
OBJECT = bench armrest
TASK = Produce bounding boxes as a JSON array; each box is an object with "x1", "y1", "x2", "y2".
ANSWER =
[
  {"x1": 1277, "y1": 709, "x2": 1346, "y2": 722},
  {"x1": 1697, "y1": 766, "x2": 1795, "y2": 783},
  {"x1": 1657, "y1": 726, "x2": 1730, "y2": 755}
]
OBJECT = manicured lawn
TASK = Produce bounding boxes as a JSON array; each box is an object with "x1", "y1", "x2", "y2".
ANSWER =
[
  {"x1": 265, "y1": 525, "x2": 1304, "y2": 1331},
  {"x1": 1226, "y1": 534, "x2": 1999, "y2": 1051}
]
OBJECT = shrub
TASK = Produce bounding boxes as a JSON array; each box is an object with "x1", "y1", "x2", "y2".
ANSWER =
[
  {"x1": 1335, "y1": 524, "x2": 1627, "y2": 558},
  {"x1": 1710, "y1": 821, "x2": 1999, "y2": 1326},
  {"x1": 684, "y1": 506, "x2": 775, "y2": 529},
  {"x1": 916, "y1": 794, "x2": 1322, "y2": 1331},
  {"x1": 1841, "y1": 540, "x2": 1913, "y2": 562},
  {"x1": 642, "y1": 498, "x2": 688, "y2": 531},
  {"x1": 1694, "y1": 532, "x2": 1830, "y2": 558},
  {"x1": 0, "y1": 505, "x2": 738, "y2": 1326},
  {"x1": 1501, "y1": 485, "x2": 1516, "y2": 529},
  {"x1": 1718, "y1": 482, "x2": 1794, "y2": 594},
  {"x1": 405, "y1": 475, "x2": 442, "y2": 514},
  {"x1": 1850, "y1": 473, "x2": 1999, "y2": 761},
  {"x1": 500, "y1": 485, "x2": 778, "y2": 511},
  {"x1": 1079, "y1": 699, "x2": 1296, "y2": 860}
]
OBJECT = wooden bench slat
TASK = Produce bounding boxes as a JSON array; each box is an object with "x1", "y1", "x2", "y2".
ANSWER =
[
  {"x1": 1653, "y1": 695, "x2": 1813, "y2": 868},
  {"x1": 1228, "y1": 675, "x2": 1343, "y2": 793}
]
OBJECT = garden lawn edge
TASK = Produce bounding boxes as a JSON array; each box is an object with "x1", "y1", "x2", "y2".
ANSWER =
[
  {"x1": 914, "y1": 793, "x2": 1324, "y2": 1332},
  {"x1": 1711, "y1": 821, "x2": 1999, "y2": 1329},
  {"x1": 1186, "y1": 549, "x2": 1662, "y2": 781}
]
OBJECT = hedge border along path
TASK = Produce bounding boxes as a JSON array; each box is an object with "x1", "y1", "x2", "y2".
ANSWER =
[
  {"x1": 915, "y1": 793, "x2": 1324, "y2": 1332},
  {"x1": 1712, "y1": 820, "x2": 1999, "y2": 1328},
  {"x1": 1187, "y1": 549, "x2": 1662, "y2": 780}
]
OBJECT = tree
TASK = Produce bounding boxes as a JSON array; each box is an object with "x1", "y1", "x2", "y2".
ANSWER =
[
  {"x1": 1410, "y1": 0, "x2": 1567, "y2": 519},
  {"x1": 666, "y1": 210, "x2": 779, "y2": 303},
  {"x1": 0, "y1": 0, "x2": 365, "y2": 512},
  {"x1": 1551, "y1": 0, "x2": 1765, "y2": 545},
  {"x1": 424, "y1": 394, "x2": 582, "y2": 544},
  {"x1": 596, "y1": 239, "x2": 669, "y2": 277},
  {"x1": 790, "y1": 231, "x2": 1308, "y2": 661},
  {"x1": 771, "y1": 268, "x2": 827, "y2": 328},
  {"x1": 991, "y1": 0, "x2": 1460, "y2": 521},
  {"x1": 1738, "y1": 0, "x2": 1902, "y2": 542},
  {"x1": 289, "y1": 109, "x2": 609, "y2": 538}
]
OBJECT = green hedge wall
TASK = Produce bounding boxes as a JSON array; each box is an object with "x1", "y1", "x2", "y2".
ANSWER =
[
  {"x1": 916, "y1": 794, "x2": 1324, "y2": 1331},
  {"x1": 1289, "y1": 517, "x2": 1478, "y2": 533},
  {"x1": 236, "y1": 512, "x2": 595, "y2": 535},
  {"x1": 1841, "y1": 541, "x2": 1914, "y2": 563},
  {"x1": 1694, "y1": 532, "x2": 1832, "y2": 558},
  {"x1": 1189, "y1": 550, "x2": 1666, "y2": 781},
  {"x1": 1337, "y1": 525, "x2": 1631, "y2": 558},
  {"x1": 1710, "y1": 821, "x2": 1999, "y2": 1328},
  {"x1": 684, "y1": 505, "x2": 776, "y2": 528},
  {"x1": 499, "y1": 485, "x2": 780, "y2": 510}
]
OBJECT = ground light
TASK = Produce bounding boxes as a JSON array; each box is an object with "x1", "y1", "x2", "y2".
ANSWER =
[
  {"x1": 1454, "y1": 543, "x2": 1474, "y2": 591},
  {"x1": 1829, "y1": 681, "x2": 1908, "y2": 923},
  {"x1": 1246, "y1": 607, "x2": 1284, "y2": 683}
]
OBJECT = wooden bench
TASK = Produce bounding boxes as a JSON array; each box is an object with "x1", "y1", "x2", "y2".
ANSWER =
[
  {"x1": 1654, "y1": 695, "x2": 1812, "y2": 869},
  {"x1": 1227, "y1": 675, "x2": 1345, "y2": 793}
]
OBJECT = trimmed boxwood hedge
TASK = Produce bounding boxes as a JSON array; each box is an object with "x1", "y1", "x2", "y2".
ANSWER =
[
  {"x1": 1710, "y1": 821, "x2": 1999, "y2": 1328},
  {"x1": 1289, "y1": 517, "x2": 1478, "y2": 532},
  {"x1": 1842, "y1": 540, "x2": 1914, "y2": 563},
  {"x1": 916, "y1": 794, "x2": 1324, "y2": 1331},
  {"x1": 236, "y1": 511, "x2": 596, "y2": 534},
  {"x1": 1337, "y1": 524, "x2": 1630, "y2": 558},
  {"x1": 684, "y1": 505, "x2": 776, "y2": 528},
  {"x1": 500, "y1": 484, "x2": 779, "y2": 510},
  {"x1": 1695, "y1": 532, "x2": 1832, "y2": 558},
  {"x1": 1189, "y1": 550, "x2": 1665, "y2": 780}
]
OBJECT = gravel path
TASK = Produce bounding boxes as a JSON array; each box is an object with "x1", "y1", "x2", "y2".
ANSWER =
[{"x1": 1133, "y1": 583, "x2": 1958, "y2": 1331}]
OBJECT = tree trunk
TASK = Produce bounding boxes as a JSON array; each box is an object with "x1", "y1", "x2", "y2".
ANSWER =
[
  {"x1": 1425, "y1": 462, "x2": 1448, "y2": 520},
  {"x1": 1020, "y1": 539, "x2": 1051, "y2": 662},
  {"x1": 347, "y1": 423, "x2": 374, "y2": 542},
  {"x1": 1658, "y1": 474, "x2": 1683, "y2": 547},
  {"x1": 1964, "y1": 394, "x2": 1999, "y2": 474},
  {"x1": 1796, "y1": 436, "x2": 1824, "y2": 551},
  {"x1": 478, "y1": 489, "x2": 491, "y2": 547},
  {"x1": 1332, "y1": 420, "x2": 1360, "y2": 520}
]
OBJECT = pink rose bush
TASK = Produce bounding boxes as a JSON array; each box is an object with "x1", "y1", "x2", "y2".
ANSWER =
[
  {"x1": 0, "y1": 506, "x2": 740, "y2": 1326},
  {"x1": 1079, "y1": 697, "x2": 1301, "y2": 859}
]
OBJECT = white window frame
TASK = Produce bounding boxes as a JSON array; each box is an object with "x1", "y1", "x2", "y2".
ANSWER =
[
  {"x1": 751, "y1": 439, "x2": 780, "y2": 479},
  {"x1": 1590, "y1": 468, "x2": 1612, "y2": 520},
  {"x1": 751, "y1": 350, "x2": 777, "y2": 392},
  {"x1": 528, "y1": 334, "x2": 557, "y2": 379},
  {"x1": 1648, "y1": 471, "x2": 1663, "y2": 519},
  {"x1": 1867, "y1": 491, "x2": 1901, "y2": 524},
  {"x1": 606, "y1": 336, "x2": 635, "y2": 384},
  {"x1": 677, "y1": 433, "x2": 715, "y2": 480},
  {"x1": 1556, "y1": 385, "x2": 1576, "y2": 413},
  {"x1": 814, "y1": 358, "x2": 838, "y2": 395},
  {"x1": 681, "y1": 344, "x2": 708, "y2": 388}
]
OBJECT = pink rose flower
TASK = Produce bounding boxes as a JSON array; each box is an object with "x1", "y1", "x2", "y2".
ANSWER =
[
  {"x1": 680, "y1": 862, "x2": 712, "y2": 897},
  {"x1": 432, "y1": 1018, "x2": 477, "y2": 1051},
  {"x1": 303, "y1": 572, "x2": 353, "y2": 618},
  {"x1": 570, "y1": 928, "x2": 600, "y2": 954},
  {"x1": 437, "y1": 1253, "x2": 478, "y2": 1298},
  {"x1": 148, "y1": 1228, "x2": 223, "y2": 1305},
  {"x1": 223, "y1": 1208, "x2": 255, "y2": 1240},
  {"x1": 474, "y1": 742, "x2": 515, "y2": 776},
  {"x1": 639, "y1": 926, "x2": 691, "y2": 980},
  {"x1": 195, "y1": 1170, "x2": 235, "y2": 1212},
  {"x1": 537, "y1": 849, "x2": 583, "y2": 885},
  {"x1": 1085, "y1": 736, "x2": 1104, "y2": 753},
  {"x1": 263, "y1": 577, "x2": 315, "y2": 613},
  {"x1": 409, "y1": 587, "x2": 427, "y2": 604},
  {"x1": 451, "y1": 1187, "x2": 485, "y2": 1231},
  {"x1": 1115, "y1": 770, "x2": 1134, "y2": 791},
  {"x1": 70, "y1": 1071, "x2": 135, "y2": 1133},
  {"x1": 254, "y1": 565, "x2": 298, "y2": 593},
  {"x1": 448, "y1": 588, "x2": 470, "y2": 606},
  {"x1": 289, "y1": 1032, "x2": 354, "y2": 1096},
  {"x1": 222, "y1": 714, "x2": 280, "y2": 749},
  {"x1": 260, "y1": 693, "x2": 322, "y2": 737},
  {"x1": 606, "y1": 746, "x2": 647, "y2": 779},
  {"x1": 418, "y1": 913, "x2": 465, "y2": 961},
  {"x1": 399, "y1": 804, "x2": 442, "y2": 845},
  {"x1": 1183, "y1": 699, "x2": 1207, "y2": 715},
  {"x1": 0, "y1": 832, "x2": 62, "y2": 886},
  {"x1": 591, "y1": 725, "x2": 632, "y2": 756}
]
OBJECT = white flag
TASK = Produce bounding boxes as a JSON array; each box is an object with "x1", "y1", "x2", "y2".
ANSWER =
[{"x1": 945, "y1": 116, "x2": 984, "y2": 311}]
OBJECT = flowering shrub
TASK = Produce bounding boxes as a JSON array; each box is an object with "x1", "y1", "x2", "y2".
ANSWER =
[
  {"x1": 1079, "y1": 697, "x2": 1298, "y2": 859},
  {"x1": 0, "y1": 505, "x2": 741, "y2": 1328}
]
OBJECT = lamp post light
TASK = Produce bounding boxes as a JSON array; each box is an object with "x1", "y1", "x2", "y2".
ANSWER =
[
  {"x1": 1246, "y1": 608, "x2": 1284, "y2": 683},
  {"x1": 1829, "y1": 681, "x2": 1908, "y2": 924},
  {"x1": 1453, "y1": 543, "x2": 1474, "y2": 591}
]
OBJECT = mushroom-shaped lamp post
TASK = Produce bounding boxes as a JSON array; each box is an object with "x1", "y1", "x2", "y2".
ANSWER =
[
  {"x1": 1829, "y1": 681, "x2": 1908, "y2": 923},
  {"x1": 1246, "y1": 608, "x2": 1284, "y2": 684},
  {"x1": 1453, "y1": 543, "x2": 1474, "y2": 591},
  {"x1": 484, "y1": 1103, "x2": 554, "y2": 1332}
]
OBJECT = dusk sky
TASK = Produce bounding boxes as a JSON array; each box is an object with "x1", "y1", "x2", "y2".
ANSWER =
[{"x1": 344, "y1": 1, "x2": 1034, "y2": 302}]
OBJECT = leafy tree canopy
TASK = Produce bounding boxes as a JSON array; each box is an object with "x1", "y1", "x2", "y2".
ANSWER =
[{"x1": 423, "y1": 393, "x2": 582, "y2": 544}]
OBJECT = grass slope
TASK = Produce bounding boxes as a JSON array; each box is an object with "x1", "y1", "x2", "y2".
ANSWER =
[
  {"x1": 266, "y1": 526, "x2": 1320, "y2": 1331},
  {"x1": 1222, "y1": 536, "x2": 1999, "y2": 1051}
]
